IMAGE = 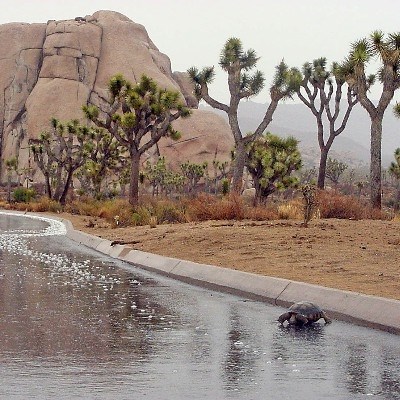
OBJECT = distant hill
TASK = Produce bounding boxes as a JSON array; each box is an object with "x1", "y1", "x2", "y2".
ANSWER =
[{"x1": 201, "y1": 101, "x2": 400, "y2": 167}]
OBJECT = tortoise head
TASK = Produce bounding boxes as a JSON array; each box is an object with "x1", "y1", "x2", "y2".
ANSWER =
[
  {"x1": 278, "y1": 312, "x2": 291, "y2": 324},
  {"x1": 289, "y1": 313, "x2": 298, "y2": 325}
]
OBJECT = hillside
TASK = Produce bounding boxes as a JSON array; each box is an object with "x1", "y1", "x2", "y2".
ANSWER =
[{"x1": 202, "y1": 101, "x2": 400, "y2": 167}]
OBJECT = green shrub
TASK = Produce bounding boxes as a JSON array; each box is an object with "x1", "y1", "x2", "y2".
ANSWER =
[
  {"x1": 221, "y1": 178, "x2": 230, "y2": 195},
  {"x1": 132, "y1": 212, "x2": 145, "y2": 226},
  {"x1": 13, "y1": 187, "x2": 36, "y2": 203},
  {"x1": 155, "y1": 203, "x2": 187, "y2": 223},
  {"x1": 132, "y1": 206, "x2": 152, "y2": 226}
]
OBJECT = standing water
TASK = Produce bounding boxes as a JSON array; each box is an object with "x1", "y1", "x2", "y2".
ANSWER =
[{"x1": 0, "y1": 212, "x2": 399, "y2": 399}]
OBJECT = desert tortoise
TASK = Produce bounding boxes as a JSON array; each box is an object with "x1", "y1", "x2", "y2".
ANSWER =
[{"x1": 278, "y1": 301, "x2": 332, "y2": 326}]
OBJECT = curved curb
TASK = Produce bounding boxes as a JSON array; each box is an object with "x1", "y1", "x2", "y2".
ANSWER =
[{"x1": 55, "y1": 216, "x2": 400, "y2": 336}]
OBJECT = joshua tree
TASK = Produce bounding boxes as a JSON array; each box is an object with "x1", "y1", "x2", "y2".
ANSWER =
[
  {"x1": 30, "y1": 118, "x2": 93, "y2": 205},
  {"x1": 180, "y1": 161, "x2": 208, "y2": 195},
  {"x1": 83, "y1": 74, "x2": 191, "y2": 206},
  {"x1": 301, "y1": 184, "x2": 318, "y2": 227},
  {"x1": 341, "y1": 31, "x2": 400, "y2": 209},
  {"x1": 246, "y1": 133, "x2": 302, "y2": 205},
  {"x1": 388, "y1": 148, "x2": 400, "y2": 210},
  {"x1": 143, "y1": 157, "x2": 184, "y2": 197},
  {"x1": 295, "y1": 58, "x2": 358, "y2": 189},
  {"x1": 76, "y1": 127, "x2": 127, "y2": 199},
  {"x1": 325, "y1": 157, "x2": 348, "y2": 186},
  {"x1": 188, "y1": 37, "x2": 301, "y2": 194},
  {"x1": 5, "y1": 157, "x2": 18, "y2": 203}
]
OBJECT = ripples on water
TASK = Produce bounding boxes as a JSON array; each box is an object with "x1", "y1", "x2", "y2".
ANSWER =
[{"x1": 0, "y1": 212, "x2": 399, "y2": 399}]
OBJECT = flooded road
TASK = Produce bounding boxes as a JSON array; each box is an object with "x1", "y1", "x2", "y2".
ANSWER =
[{"x1": 0, "y1": 212, "x2": 399, "y2": 399}]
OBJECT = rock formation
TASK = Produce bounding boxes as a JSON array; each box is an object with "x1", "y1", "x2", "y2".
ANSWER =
[{"x1": 0, "y1": 10, "x2": 233, "y2": 182}]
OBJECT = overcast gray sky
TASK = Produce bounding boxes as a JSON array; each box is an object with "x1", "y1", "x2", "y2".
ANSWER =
[{"x1": 1, "y1": 0, "x2": 400, "y2": 103}]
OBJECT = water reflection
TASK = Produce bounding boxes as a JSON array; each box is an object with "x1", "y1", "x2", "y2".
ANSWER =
[
  {"x1": 335, "y1": 339, "x2": 400, "y2": 399},
  {"x1": 0, "y1": 213, "x2": 399, "y2": 400},
  {"x1": 277, "y1": 322, "x2": 326, "y2": 342},
  {"x1": 223, "y1": 308, "x2": 258, "y2": 389},
  {"x1": 345, "y1": 343, "x2": 368, "y2": 394},
  {"x1": 381, "y1": 354, "x2": 400, "y2": 399}
]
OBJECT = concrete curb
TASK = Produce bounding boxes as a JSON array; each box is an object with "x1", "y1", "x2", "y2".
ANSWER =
[{"x1": 58, "y1": 217, "x2": 400, "y2": 335}]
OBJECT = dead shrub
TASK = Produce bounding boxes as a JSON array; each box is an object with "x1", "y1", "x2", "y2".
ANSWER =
[
  {"x1": 317, "y1": 190, "x2": 389, "y2": 220},
  {"x1": 246, "y1": 204, "x2": 279, "y2": 220},
  {"x1": 186, "y1": 194, "x2": 245, "y2": 221},
  {"x1": 318, "y1": 191, "x2": 365, "y2": 219}
]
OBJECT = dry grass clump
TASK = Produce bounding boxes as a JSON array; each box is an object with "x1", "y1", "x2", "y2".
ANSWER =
[
  {"x1": 65, "y1": 198, "x2": 135, "y2": 227},
  {"x1": 277, "y1": 200, "x2": 303, "y2": 220},
  {"x1": 0, "y1": 200, "x2": 15, "y2": 210},
  {"x1": 185, "y1": 193, "x2": 281, "y2": 221},
  {"x1": 64, "y1": 197, "x2": 103, "y2": 216},
  {"x1": 185, "y1": 194, "x2": 246, "y2": 221},
  {"x1": 392, "y1": 212, "x2": 400, "y2": 222},
  {"x1": 0, "y1": 196, "x2": 62, "y2": 213},
  {"x1": 133, "y1": 199, "x2": 188, "y2": 226},
  {"x1": 98, "y1": 199, "x2": 134, "y2": 227},
  {"x1": 28, "y1": 196, "x2": 63, "y2": 213},
  {"x1": 245, "y1": 204, "x2": 279, "y2": 220},
  {"x1": 148, "y1": 215, "x2": 158, "y2": 228},
  {"x1": 153, "y1": 201, "x2": 187, "y2": 224},
  {"x1": 65, "y1": 196, "x2": 188, "y2": 227}
]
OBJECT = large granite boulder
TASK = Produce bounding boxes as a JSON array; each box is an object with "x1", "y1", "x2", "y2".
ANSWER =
[{"x1": 0, "y1": 10, "x2": 233, "y2": 182}]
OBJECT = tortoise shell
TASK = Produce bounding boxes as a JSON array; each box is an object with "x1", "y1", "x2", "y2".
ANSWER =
[{"x1": 288, "y1": 301, "x2": 325, "y2": 322}]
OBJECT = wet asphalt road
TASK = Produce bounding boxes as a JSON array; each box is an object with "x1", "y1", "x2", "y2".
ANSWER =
[{"x1": 0, "y1": 213, "x2": 399, "y2": 399}]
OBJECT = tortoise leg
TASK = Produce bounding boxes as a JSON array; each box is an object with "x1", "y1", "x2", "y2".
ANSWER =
[
  {"x1": 278, "y1": 312, "x2": 290, "y2": 324},
  {"x1": 321, "y1": 311, "x2": 332, "y2": 324},
  {"x1": 296, "y1": 314, "x2": 309, "y2": 325}
]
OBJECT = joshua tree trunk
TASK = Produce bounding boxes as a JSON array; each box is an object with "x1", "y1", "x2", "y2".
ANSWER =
[
  {"x1": 232, "y1": 139, "x2": 246, "y2": 193},
  {"x1": 7, "y1": 173, "x2": 11, "y2": 203},
  {"x1": 59, "y1": 169, "x2": 74, "y2": 205},
  {"x1": 318, "y1": 147, "x2": 329, "y2": 189},
  {"x1": 253, "y1": 180, "x2": 275, "y2": 206},
  {"x1": 317, "y1": 136, "x2": 335, "y2": 189},
  {"x1": 129, "y1": 152, "x2": 141, "y2": 206},
  {"x1": 253, "y1": 179, "x2": 262, "y2": 207},
  {"x1": 295, "y1": 58, "x2": 358, "y2": 191},
  {"x1": 44, "y1": 172, "x2": 52, "y2": 199},
  {"x1": 370, "y1": 117, "x2": 383, "y2": 209}
]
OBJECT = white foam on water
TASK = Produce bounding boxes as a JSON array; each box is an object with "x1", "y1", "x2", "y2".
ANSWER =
[
  {"x1": 0, "y1": 211, "x2": 121, "y2": 291},
  {"x1": 0, "y1": 211, "x2": 67, "y2": 236}
]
